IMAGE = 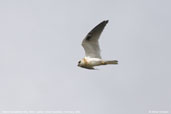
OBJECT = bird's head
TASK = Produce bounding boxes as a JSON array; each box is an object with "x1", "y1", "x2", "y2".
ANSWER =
[{"x1": 77, "y1": 59, "x2": 85, "y2": 67}]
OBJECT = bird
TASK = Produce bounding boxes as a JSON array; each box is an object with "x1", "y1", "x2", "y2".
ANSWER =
[{"x1": 77, "y1": 20, "x2": 118, "y2": 69}]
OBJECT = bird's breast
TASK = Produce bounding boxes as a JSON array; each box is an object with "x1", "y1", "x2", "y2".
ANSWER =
[{"x1": 84, "y1": 57, "x2": 102, "y2": 66}]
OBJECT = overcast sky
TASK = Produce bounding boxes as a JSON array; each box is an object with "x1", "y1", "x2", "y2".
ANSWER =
[{"x1": 0, "y1": 0, "x2": 171, "y2": 114}]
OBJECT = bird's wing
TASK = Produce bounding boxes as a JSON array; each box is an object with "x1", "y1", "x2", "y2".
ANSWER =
[{"x1": 82, "y1": 20, "x2": 108, "y2": 59}]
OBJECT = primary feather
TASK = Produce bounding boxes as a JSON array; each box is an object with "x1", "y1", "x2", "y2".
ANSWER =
[{"x1": 82, "y1": 20, "x2": 108, "y2": 59}]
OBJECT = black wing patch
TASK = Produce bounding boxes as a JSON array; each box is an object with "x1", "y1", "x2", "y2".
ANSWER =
[
  {"x1": 86, "y1": 34, "x2": 92, "y2": 41},
  {"x1": 85, "y1": 20, "x2": 108, "y2": 41}
]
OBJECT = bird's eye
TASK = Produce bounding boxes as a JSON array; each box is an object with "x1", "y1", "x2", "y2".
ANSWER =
[{"x1": 78, "y1": 61, "x2": 81, "y2": 64}]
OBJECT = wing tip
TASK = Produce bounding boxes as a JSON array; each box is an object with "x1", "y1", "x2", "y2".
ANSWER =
[{"x1": 104, "y1": 20, "x2": 109, "y2": 24}]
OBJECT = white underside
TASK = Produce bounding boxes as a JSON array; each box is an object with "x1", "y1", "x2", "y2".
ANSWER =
[{"x1": 84, "y1": 57, "x2": 103, "y2": 66}]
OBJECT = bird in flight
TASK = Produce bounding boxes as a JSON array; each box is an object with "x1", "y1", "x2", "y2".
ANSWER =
[{"x1": 77, "y1": 20, "x2": 118, "y2": 69}]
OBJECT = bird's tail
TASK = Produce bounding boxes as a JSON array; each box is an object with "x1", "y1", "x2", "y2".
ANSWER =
[{"x1": 104, "y1": 60, "x2": 118, "y2": 65}]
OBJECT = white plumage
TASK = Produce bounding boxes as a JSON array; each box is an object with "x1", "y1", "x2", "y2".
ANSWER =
[{"x1": 78, "y1": 20, "x2": 118, "y2": 69}]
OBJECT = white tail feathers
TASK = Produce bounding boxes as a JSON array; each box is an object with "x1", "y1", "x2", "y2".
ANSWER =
[{"x1": 104, "y1": 60, "x2": 118, "y2": 65}]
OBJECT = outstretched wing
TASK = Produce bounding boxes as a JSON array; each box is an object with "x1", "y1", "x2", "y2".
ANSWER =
[{"x1": 82, "y1": 20, "x2": 108, "y2": 59}]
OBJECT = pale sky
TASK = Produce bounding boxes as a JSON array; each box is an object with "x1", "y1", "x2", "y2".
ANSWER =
[{"x1": 0, "y1": 0, "x2": 171, "y2": 114}]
